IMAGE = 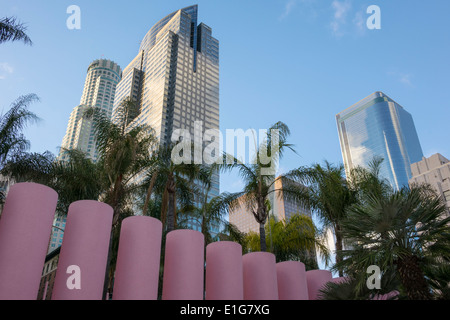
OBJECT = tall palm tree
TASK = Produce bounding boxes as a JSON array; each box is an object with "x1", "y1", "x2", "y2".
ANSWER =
[
  {"x1": 290, "y1": 161, "x2": 357, "y2": 276},
  {"x1": 176, "y1": 165, "x2": 243, "y2": 245},
  {"x1": 220, "y1": 121, "x2": 297, "y2": 252},
  {"x1": 335, "y1": 181, "x2": 450, "y2": 300},
  {"x1": 0, "y1": 16, "x2": 32, "y2": 45},
  {"x1": 84, "y1": 98, "x2": 157, "y2": 227},
  {"x1": 84, "y1": 98, "x2": 158, "y2": 299},
  {"x1": 0, "y1": 94, "x2": 40, "y2": 169},
  {"x1": 141, "y1": 142, "x2": 203, "y2": 232}
]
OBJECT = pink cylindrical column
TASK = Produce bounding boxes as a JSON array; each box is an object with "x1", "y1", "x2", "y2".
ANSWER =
[
  {"x1": 243, "y1": 252, "x2": 278, "y2": 300},
  {"x1": 276, "y1": 261, "x2": 309, "y2": 300},
  {"x1": 205, "y1": 241, "x2": 243, "y2": 300},
  {"x1": 162, "y1": 229, "x2": 205, "y2": 300},
  {"x1": 51, "y1": 200, "x2": 113, "y2": 300},
  {"x1": 306, "y1": 270, "x2": 333, "y2": 300},
  {"x1": 113, "y1": 216, "x2": 163, "y2": 300},
  {"x1": 0, "y1": 183, "x2": 58, "y2": 300}
]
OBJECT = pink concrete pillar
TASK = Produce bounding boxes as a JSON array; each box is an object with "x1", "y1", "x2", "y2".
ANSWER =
[
  {"x1": 51, "y1": 200, "x2": 113, "y2": 300},
  {"x1": 205, "y1": 241, "x2": 243, "y2": 300},
  {"x1": 243, "y1": 252, "x2": 278, "y2": 300},
  {"x1": 306, "y1": 270, "x2": 333, "y2": 300},
  {"x1": 113, "y1": 216, "x2": 163, "y2": 300},
  {"x1": 0, "y1": 183, "x2": 58, "y2": 300},
  {"x1": 162, "y1": 229, "x2": 205, "y2": 300},
  {"x1": 276, "y1": 261, "x2": 309, "y2": 300}
]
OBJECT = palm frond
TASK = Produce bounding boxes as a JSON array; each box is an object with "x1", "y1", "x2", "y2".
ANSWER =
[{"x1": 0, "y1": 17, "x2": 32, "y2": 45}]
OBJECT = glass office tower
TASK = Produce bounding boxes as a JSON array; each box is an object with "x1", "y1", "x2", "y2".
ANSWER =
[
  {"x1": 336, "y1": 92, "x2": 423, "y2": 190},
  {"x1": 113, "y1": 5, "x2": 220, "y2": 215}
]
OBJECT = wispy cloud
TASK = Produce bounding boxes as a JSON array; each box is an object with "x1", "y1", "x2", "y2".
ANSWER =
[
  {"x1": 279, "y1": 0, "x2": 297, "y2": 21},
  {"x1": 330, "y1": 0, "x2": 352, "y2": 37},
  {"x1": 353, "y1": 11, "x2": 366, "y2": 35},
  {"x1": 0, "y1": 63, "x2": 14, "y2": 80},
  {"x1": 388, "y1": 71, "x2": 415, "y2": 88}
]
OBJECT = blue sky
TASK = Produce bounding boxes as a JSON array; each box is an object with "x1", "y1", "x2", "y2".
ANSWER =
[{"x1": 1, "y1": 0, "x2": 449, "y2": 195}]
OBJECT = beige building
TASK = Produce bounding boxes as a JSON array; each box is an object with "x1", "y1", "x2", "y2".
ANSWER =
[
  {"x1": 59, "y1": 59, "x2": 122, "y2": 162},
  {"x1": 113, "y1": 5, "x2": 220, "y2": 203},
  {"x1": 229, "y1": 177, "x2": 311, "y2": 234},
  {"x1": 409, "y1": 153, "x2": 450, "y2": 215}
]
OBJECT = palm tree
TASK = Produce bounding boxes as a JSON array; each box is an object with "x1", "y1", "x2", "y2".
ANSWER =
[
  {"x1": 84, "y1": 98, "x2": 158, "y2": 299},
  {"x1": 290, "y1": 161, "x2": 357, "y2": 276},
  {"x1": 1, "y1": 148, "x2": 105, "y2": 213},
  {"x1": 335, "y1": 181, "x2": 450, "y2": 300},
  {"x1": 177, "y1": 165, "x2": 244, "y2": 246},
  {"x1": 220, "y1": 121, "x2": 297, "y2": 252},
  {"x1": 0, "y1": 94, "x2": 40, "y2": 169},
  {"x1": 141, "y1": 142, "x2": 203, "y2": 232},
  {"x1": 243, "y1": 214, "x2": 330, "y2": 270},
  {"x1": 84, "y1": 98, "x2": 157, "y2": 227},
  {"x1": 0, "y1": 16, "x2": 32, "y2": 45}
]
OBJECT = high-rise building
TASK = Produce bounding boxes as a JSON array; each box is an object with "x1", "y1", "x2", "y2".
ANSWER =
[
  {"x1": 409, "y1": 153, "x2": 450, "y2": 215},
  {"x1": 59, "y1": 59, "x2": 122, "y2": 162},
  {"x1": 113, "y1": 5, "x2": 220, "y2": 203},
  {"x1": 53, "y1": 59, "x2": 122, "y2": 253},
  {"x1": 336, "y1": 91, "x2": 423, "y2": 190}
]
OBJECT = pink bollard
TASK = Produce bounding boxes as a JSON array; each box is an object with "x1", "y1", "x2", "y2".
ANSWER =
[
  {"x1": 276, "y1": 261, "x2": 309, "y2": 300},
  {"x1": 51, "y1": 200, "x2": 113, "y2": 300},
  {"x1": 162, "y1": 229, "x2": 205, "y2": 300},
  {"x1": 243, "y1": 252, "x2": 278, "y2": 300},
  {"x1": 0, "y1": 183, "x2": 58, "y2": 300},
  {"x1": 113, "y1": 216, "x2": 163, "y2": 300},
  {"x1": 205, "y1": 241, "x2": 243, "y2": 300},
  {"x1": 306, "y1": 270, "x2": 333, "y2": 300}
]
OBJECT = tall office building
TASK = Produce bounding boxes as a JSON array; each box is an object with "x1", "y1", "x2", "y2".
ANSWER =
[
  {"x1": 59, "y1": 59, "x2": 122, "y2": 162},
  {"x1": 52, "y1": 59, "x2": 122, "y2": 253},
  {"x1": 113, "y1": 5, "x2": 220, "y2": 203},
  {"x1": 336, "y1": 92, "x2": 423, "y2": 190},
  {"x1": 409, "y1": 153, "x2": 450, "y2": 215}
]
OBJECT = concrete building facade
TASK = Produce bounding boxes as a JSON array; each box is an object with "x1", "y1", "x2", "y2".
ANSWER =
[{"x1": 409, "y1": 153, "x2": 450, "y2": 215}]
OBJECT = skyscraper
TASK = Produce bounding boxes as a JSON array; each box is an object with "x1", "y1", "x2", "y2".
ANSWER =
[
  {"x1": 113, "y1": 5, "x2": 220, "y2": 201},
  {"x1": 52, "y1": 59, "x2": 122, "y2": 253},
  {"x1": 336, "y1": 91, "x2": 423, "y2": 190},
  {"x1": 59, "y1": 59, "x2": 122, "y2": 162}
]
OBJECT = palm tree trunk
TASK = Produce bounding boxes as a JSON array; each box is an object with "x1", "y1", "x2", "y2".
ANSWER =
[
  {"x1": 167, "y1": 191, "x2": 175, "y2": 232},
  {"x1": 260, "y1": 223, "x2": 267, "y2": 252},
  {"x1": 102, "y1": 231, "x2": 114, "y2": 300},
  {"x1": 102, "y1": 174, "x2": 123, "y2": 299},
  {"x1": 334, "y1": 224, "x2": 344, "y2": 277},
  {"x1": 396, "y1": 255, "x2": 431, "y2": 300},
  {"x1": 142, "y1": 171, "x2": 158, "y2": 216},
  {"x1": 160, "y1": 188, "x2": 169, "y2": 231}
]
